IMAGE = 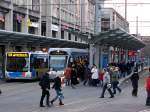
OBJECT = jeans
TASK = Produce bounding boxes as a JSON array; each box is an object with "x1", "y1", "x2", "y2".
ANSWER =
[{"x1": 52, "y1": 89, "x2": 64, "y2": 102}]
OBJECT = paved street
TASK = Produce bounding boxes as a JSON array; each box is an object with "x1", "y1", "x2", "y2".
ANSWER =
[{"x1": 0, "y1": 71, "x2": 150, "y2": 112}]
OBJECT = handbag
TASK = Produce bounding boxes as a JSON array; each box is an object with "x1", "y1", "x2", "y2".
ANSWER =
[{"x1": 107, "y1": 83, "x2": 111, "y2": 89}]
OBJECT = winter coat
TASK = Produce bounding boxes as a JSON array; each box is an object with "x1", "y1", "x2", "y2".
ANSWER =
[
  {"x1": 146, "y1": 76, "x2": 150, "y2": 91},
  {"x1": 91, "y1": 67, "x2": 99, "y2": 79},
  {"x1": 71, "y1": 68, "x2": 79, "y2": 85},
  {"x1": 99, "y1": 72, "x2": 104, "y2": 81},
  {"x1": 39, "y1": 73, "x2": 50, "y2": 90},
  {"x1": 64, "y1": 67, "x2": 72, "y2": 79},
  {"x1": 103, "y1": 71, "x2": 111, "y2": 84},
  {"x1": 52, "y1": 76, "x2": 62, "y2": 91}
]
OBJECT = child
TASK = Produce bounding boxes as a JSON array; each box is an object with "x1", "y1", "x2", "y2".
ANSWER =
[{"x1": 51, "y1": 75, "x2": 64, "y2": 106}]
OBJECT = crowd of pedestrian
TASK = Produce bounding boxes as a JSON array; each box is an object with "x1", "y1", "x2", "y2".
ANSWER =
[{"x1": 38, "y1": 59, "x2": 145, "y2": 107}]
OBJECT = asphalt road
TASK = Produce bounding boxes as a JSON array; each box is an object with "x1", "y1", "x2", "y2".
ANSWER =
[{"x1": 0, "y1": 71, "x2": 150, "y2": 112}]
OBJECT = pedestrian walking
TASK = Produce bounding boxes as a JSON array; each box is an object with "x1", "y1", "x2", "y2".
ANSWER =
[
  {"x1": 91, "y1": 64, "x2": 99, "y2": 87},
  {"x1": 130, "y1": 67, "x2": 139, "y2": 97},
  {"x1": 83, "y1": 64, "x2": 91, "y2": 86},
  {"x1": 98, "y1": 69, "x2": 104, "y2": 87},
  {"x1": 39, "y1": 71, "x2": 50, "y2": 107},
  {"x1": 64, "y1": 64, "x2": 72, "y2": 86},
  {"x1": 50, "y1": 75, "x2": 64, "y2": 106},
  {"x1": 146, "y1": 68, "x2": 150, "y2": 106},
  {"x1": 70, "y1": 64, "x2": 79, "y2": 89},
  {"x1": 100, "y1": 68, "x2": 114, "y2": 98},
  {"x1": 111, "y1": 67, "x2": 121, "y2": 94}
]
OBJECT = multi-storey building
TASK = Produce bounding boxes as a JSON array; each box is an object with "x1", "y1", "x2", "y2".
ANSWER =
[
  {"x1": 0, "y1": 0, "x2": 41, "y2": 35},
  {"x1": 41, "y1": 0, "x2": 96, "y2": 42},
  {"x1": 101, "y1": 8, "x2": 129, "y2": 32}
]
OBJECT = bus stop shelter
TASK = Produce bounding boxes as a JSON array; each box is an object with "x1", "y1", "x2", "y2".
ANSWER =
[
  {"x1": 89, "y1": 28, "x2": 145, "y2": 50},
  {"x1": 0, "y1": 30, "x2": 89, "y2": 49}
]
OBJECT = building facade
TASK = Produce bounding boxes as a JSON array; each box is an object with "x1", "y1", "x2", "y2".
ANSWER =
[
  {"x1": 41, "y1": 0, "x2": 96, "y2": 42},
  {"x1": 101, "y1": 8, "x2": 129, "y2": 32},
  {"x1": 0, "y1": 0, "x2": 41, "y2": 51}
]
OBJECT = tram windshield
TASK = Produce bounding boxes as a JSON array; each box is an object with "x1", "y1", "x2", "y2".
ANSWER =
[{"x1": 50, "y1": 56, "x2": 68, "y2": 71}]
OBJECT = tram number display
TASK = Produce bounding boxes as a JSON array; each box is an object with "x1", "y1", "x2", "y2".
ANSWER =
[
  {"x1": 50, "y1": 50, "x2": 68, "y2": 55},
  {"x1": 7, "y1": 53, "x2": 29, "y2": 57}
]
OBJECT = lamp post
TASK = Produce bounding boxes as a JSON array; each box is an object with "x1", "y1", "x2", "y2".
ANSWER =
[{"x1": 125, "y1": 0, "x2": 127, "y2": 20}]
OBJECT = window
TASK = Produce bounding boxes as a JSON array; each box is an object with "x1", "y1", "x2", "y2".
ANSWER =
[
  {"x1": 41, "y1": 22, "x2": 46, "y2": 36},
  {"x1": 61, "y1": 30, "x2": 64, "y2": 39},
  {"x1": 75, "y1": 36, "x2": 77, "y2": 41},
  {"x1": 68, "y1": 33, "x2": 71, "y2": 40},
  {"x1": 28, "y1": 27, "x2": 36, "y2": 34},
  {"x1": 28, "y1": 16, "x2": 39, "y2": 34},
  {"x1": 0, "y1": 12, "x2": 5, "y2": 30},
  {"x1": 13, "y1": 13, "x2": 23, "y2": 32},
  {"x1": 52, "y1": 31, "x2": 57, "y2": 38},
  {"x1": 32, "y1": 0, "x2": 40, "y2": 11}
]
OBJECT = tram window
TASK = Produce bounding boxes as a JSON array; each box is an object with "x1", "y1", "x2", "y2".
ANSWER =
[{"x1": 30, "y1": 57, "x2": 48, "y2": 69}]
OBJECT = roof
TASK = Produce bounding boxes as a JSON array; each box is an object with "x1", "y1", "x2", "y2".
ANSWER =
[
  {"x1": 0, "y1": 30, "x2": 88, "y2": 49},
  {"x1": 89, "y1": 28, "x2": 146, "y2": 50}
]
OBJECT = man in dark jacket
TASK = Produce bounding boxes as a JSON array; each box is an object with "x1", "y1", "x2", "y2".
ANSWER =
[
  {"x1": 130, "y1": 67, "x2": 139, "y2": 96},
  {"x1": 39, "y1": 72, "x2": 50, "y2": 107}
]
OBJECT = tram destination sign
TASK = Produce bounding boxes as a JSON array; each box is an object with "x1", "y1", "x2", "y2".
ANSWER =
[{"x1": 7, "y1": 53, "x2": 29, "y2": 58}]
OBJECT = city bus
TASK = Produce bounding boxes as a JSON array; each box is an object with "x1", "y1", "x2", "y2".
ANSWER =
[
  {"x1": 48, "y1": 48, "x2": 89, "y2": 79},
  {"x1": 5, "y1": 51, "x2": 49, "y2": 80}
]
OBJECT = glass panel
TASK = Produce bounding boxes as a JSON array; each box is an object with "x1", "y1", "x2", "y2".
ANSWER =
[
  {"x1": 6, "y1": 57, "x2": 29, "y2": 72},
  {"x1": 50, "y1": 56, "x2": 68, "y2": 71},
  {"x1": 30, "y1": 54, "x2": 48, "y2": 69}
]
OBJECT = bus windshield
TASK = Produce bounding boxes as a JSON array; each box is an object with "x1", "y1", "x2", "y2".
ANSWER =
[
  {"x1": 6, "y1": 57, "x2": 29, "y2": 72},
  {"x1": 50, "y1": 56, "x2": 68, "y2": 71},
  {"x1": 30, "y1": 54, "x2": 48, "y2": 69}
]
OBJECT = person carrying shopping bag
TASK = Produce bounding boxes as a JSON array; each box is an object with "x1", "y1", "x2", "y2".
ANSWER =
[{"x1": 100, "y1": 68, "x2": 114, "y2": 98}]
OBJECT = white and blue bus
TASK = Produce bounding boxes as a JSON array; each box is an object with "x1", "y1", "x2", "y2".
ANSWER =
[
  {"x1": 5, "y1": 51, "x2": 49, "y2": 80},
  {"x1": 48, "y1": 48, "x2": 89, "y2": 79}
]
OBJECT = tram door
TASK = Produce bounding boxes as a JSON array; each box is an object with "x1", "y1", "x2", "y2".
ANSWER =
[{"x1": 102, "y1": 54, "x2": 108, "y2": 69}]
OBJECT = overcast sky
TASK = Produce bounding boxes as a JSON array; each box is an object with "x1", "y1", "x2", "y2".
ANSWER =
[{"x1": 104, "y1": 0, "x2": 150, "y2": 36}]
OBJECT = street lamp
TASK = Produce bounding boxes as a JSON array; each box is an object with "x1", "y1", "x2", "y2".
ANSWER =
[{"x1": 125, "y1": 0, "x2": 127, "y2": 20}]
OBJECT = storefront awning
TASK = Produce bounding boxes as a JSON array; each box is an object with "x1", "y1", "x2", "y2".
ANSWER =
[
  {"x1": 89, "y1": 28, "x2": 146, "y2": 50},
  {"x1": 0, "y1": 30, "x2": 88, "y2": 49}
]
